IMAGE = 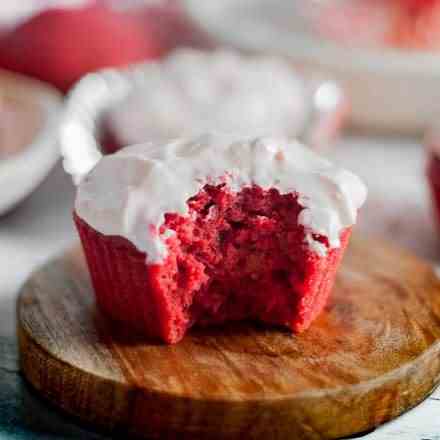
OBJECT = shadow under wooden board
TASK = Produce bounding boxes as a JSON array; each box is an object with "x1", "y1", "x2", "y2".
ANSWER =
[{"x1": 17, "y1": 237, "x2": 440, "y2": 440}]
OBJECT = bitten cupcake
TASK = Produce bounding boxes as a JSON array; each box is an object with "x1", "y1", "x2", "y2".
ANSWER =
[{"x1": 74, "y1": 134, "x2": 367, "y2": 344}]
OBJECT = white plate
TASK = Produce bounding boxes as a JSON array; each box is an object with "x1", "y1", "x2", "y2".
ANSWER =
[
  {"x1": 184, "y1": 0, "x2": 440, "y2": 134},
  {"x1": 0, "y1": 71, "x2": 62, "y2": 215}
]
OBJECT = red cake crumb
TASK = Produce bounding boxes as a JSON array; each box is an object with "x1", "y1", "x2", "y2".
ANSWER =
[
  {"x1": 75, "y1": 184, "x2": 351, "y2": 344},
  {"x1": 0, "y1": 4, "x2": 161, "y2": 92}
]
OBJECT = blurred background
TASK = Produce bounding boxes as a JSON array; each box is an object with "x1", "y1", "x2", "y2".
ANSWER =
[{"x1": 2, "y1": 0, "x2": 440, "y2": 438}]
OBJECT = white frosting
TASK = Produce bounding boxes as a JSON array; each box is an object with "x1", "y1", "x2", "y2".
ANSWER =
[
  {"x1": 106, "y1": 49, "x2": 308, "y2": 145},
  {"x1": 75, "y1": 134, "x2": 367, "y2": 262}
]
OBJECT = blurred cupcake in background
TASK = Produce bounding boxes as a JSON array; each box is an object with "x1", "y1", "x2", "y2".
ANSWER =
[
  {"x1": 0, "y1": 0, "x2": 210, "y2": 93},
  {"x1": 61, "y1": 47, "x2": 348, "y2": 183},
  {"x1": 314, "y1": 0, "x2": 440, "y2": 50},
  {"x1": 101, "y1": 49, "x2": 311, "y2": 153}
]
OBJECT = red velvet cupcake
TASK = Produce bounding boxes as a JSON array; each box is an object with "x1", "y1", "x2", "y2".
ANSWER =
[
  {"x1": 0, "y1": 3, "x2": 161, "y2": 92},
  {"x1": 74, "y1": 135, "x2": 367, "y2": 344}
]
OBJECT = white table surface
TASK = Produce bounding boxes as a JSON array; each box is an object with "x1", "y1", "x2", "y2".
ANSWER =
[{"x1": 1, "y1": 134, "x2": 440, "y2": 439}]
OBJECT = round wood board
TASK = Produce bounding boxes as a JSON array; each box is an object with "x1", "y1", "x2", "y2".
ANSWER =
[{"x1": 17, "y1": 237, "x2": 440, "y2": 440}]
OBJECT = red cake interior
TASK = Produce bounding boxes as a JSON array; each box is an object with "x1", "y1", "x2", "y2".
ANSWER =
[
  {"x1": 147, "y1": 183, "x2": 343, "y2": 343},
  {"x1": 76, "y1": 182, "x2": 351, "y2": 344}
]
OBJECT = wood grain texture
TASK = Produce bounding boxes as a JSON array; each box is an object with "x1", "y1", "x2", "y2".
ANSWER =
[{"x1": 17, "y1": 237, "x2": 440, "y2": 439}]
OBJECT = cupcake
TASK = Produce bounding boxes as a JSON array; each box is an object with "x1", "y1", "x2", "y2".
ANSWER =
[
  {"x1": 74, "y1": 135, "x2": 367, "y2": 344},
  {"x1": 102, "y1": 49, "x2": 310, "y2": 153},
  {"x1": 0, "y1": 3, "x2": 161, "y2": 92}
]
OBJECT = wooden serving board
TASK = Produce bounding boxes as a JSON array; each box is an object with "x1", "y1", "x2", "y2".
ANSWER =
[{"x1": 17, "y1": 237, "x2": 440, "y2": 439}]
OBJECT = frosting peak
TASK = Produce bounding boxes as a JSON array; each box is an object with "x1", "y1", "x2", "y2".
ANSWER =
[{"x1": 75, "y1": 135, "x2": 367, "y2": 262}]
